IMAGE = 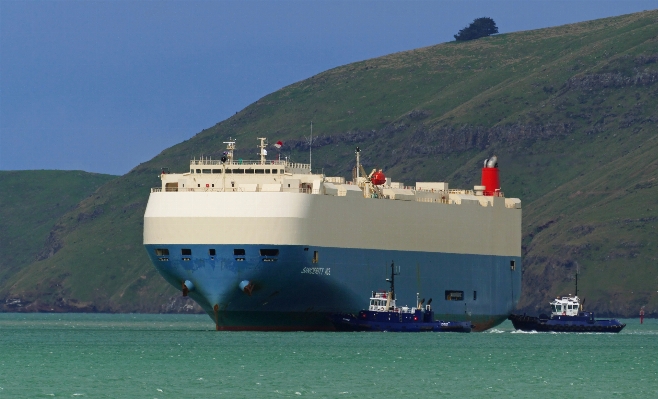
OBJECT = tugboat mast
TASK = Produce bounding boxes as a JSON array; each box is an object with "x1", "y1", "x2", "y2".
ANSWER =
[{"x1": 385, "y1": 261, "x2": 400, "y2": 301}]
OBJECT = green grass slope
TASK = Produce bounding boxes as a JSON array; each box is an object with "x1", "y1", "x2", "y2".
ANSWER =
[
  {"x1": 0, "y1": 171, "x2": 116, "y2": 297},
  {"x1": 1, "y1": 10, "x2": 657, "y2": 316}
]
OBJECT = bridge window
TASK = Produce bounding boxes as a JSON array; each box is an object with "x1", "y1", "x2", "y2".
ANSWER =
[
  {"x1": 196, "y1": 169, "x2": 201, "y2": 173},
  {"x1": 265, "y1": 169, "x2": 271, "y2": 174},
  {"x1": 245, "y1": 169, "x2": 254, "y2": 174},
  {"x1": 155, "y1": 248, "x2": 169, "y2": 256},
  {"x1": 202, "y1": 169, "x2": 211, "y2": 174},
  {"x1": 225, "y1": 169, "x2": 232, "y2": 174},
  {"x1": 233, "y1": 249, "x2": 245, "y2": 256},
  {"x1": 255, "y1": 169, "x2": 264, "y2": 174},
  {"x1": 272, "y1": 169, "x2": 278, "y2": 174},
  {"x1": 181, "y1": 249, "x2": 192, "y2": 256},
  {"x1": 445, "y1": 290, "x2": 463, "y2": 301},
  {"x1": 209, "y1": 249, "x2": 216, "y2": 256},
  {"x1": 212, "y1": 169, "x2": 221, "y2": 173},
  {"x1": 234, "y1": 169, "x2": 244, "y2": 174}
]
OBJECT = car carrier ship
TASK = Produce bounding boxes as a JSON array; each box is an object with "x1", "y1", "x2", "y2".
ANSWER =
[{"x1": 143, "y1": 138, "x2": 522, "y2": 331}]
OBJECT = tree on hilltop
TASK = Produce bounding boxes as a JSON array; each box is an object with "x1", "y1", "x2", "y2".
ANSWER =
[{"x1": 454, "y1": 17, "x2": 499, "y2": 41}]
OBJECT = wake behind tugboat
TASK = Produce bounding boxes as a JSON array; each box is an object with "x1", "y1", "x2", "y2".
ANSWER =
[{"x1": 329, "y1": 262, "x2": 473, "y2": 333}]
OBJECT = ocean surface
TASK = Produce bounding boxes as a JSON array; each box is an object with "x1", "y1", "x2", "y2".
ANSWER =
[{"x1": 0, "y1": 313, "x2": 655, "y2": 398}]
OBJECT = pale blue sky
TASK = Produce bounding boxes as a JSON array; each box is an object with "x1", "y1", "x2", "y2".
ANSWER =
[{"x1": 2, "y1": 0, "x2": 657, "y2": 175}]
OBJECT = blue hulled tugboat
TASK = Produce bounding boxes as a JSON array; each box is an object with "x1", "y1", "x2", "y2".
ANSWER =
[
  {"x1": 509, "y1": 268, "x2": 625, "y2": 333},
  {"x1": 329, "y1": 263, "x2": 473, "y2": 333},
  {"x1": 508, "y1": 295, "x2": 625, "y2": 333}
]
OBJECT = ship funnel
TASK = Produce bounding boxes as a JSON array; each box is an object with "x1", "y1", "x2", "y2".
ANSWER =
[
  {"x1": 182, "y1": 280, "x2": 195, "y2": 297},
  {"x1": 481, "y1": 155, "x2": 500, "y2": 196}
]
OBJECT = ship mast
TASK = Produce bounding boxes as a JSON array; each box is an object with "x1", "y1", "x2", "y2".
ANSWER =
[
  {"x1": 257, "y1": 137, "x2": 267, "y2": 165},
  {"x1": 385, "y1": 261, "x2": 400, "y2": 301}
]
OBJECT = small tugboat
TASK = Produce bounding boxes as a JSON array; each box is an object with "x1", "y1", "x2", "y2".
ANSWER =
[
  {"x1": 508, "y1": 271, "x2": 625, "y2": 333},
  {"x1": 329, "y1": 262, "x2": 473, "y2": 332}
]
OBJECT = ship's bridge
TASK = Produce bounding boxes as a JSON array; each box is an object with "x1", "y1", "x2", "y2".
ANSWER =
[{"x1": 150, "y1": 138, "x2": 521, "y2": 211}]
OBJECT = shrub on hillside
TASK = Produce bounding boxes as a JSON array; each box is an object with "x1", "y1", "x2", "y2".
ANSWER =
[{"x1": 454, "y1": 17, "x2": 499, "y2": 41}]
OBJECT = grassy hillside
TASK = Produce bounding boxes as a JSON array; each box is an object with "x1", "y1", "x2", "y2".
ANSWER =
[
  {"x1": 0, "y1": 171, "x2": 116, "y2": 297},
  {"x1": 1, "y1": 10, "x2": 657, "y2": 316}
]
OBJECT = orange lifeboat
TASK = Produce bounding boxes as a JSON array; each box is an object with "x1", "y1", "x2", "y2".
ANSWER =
[{"x1": 371, "y1": 170, "x2": 386, "y2": 185}]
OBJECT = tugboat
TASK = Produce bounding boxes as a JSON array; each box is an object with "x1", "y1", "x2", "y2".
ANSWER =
[
  {"x1": 329, "y1": 262, "x2": 473, "y2": 332},
  {"x1": 508, "y1": 270, "x2": 625, "y2": 333}
]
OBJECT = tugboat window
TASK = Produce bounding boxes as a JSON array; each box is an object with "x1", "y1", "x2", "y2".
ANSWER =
[{"x1": 445, "y1": 290, "x2": 464, "y2": 301}]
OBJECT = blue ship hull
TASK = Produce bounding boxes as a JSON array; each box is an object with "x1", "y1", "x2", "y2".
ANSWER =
[
  {"x1": 329, "y1": 311, "x2": 472, "y2": 332},
  {"x1": 146, "y1": 243, "x2": 521, "y2": 331},
  {"x1": 508, "y1": 313, "x2": 626, "y2": 333}
]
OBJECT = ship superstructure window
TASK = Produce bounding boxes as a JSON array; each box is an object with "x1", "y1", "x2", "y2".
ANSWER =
[
  {"x1": 181, "y1": 249, "x2": 192, "y2": 255},
  {"x1": 510, "y1": 260, "x2": 516, "y2": 271},
  {"x1": 473, "y1": 291, "x2": 477, "y2": 300},
  {"x1": 246, "y1": 169, "x2": 254, "y2": 174},
  {"x1": 203, "y1": 169, "x2": 211, "y2": 173},
  {"x1": 445, "y1": 290, "x2": 464, "y2": 301},
  {"x1": 155, "y1": 248, "x2": 169, "y2": 256},
  {"x1": 260, "y1": 249, "x2": 279, "y2": 257},
  {"x1": 313, "y1": 251, "x2": 319, "y2": 264},
  {"x1": 209, "y1": 249, "x2": 216, "y2": 256},
  {"x1": 265, "y1": 169, "x2": 271, "y2": 174},
  {"x1": 235, "y1": 169, "x2": 244, "y2": 174},
  {"x1": 233, "y1": 249, "x2": 245, "y2": 256},
  {"x1": 272, "y1": 169, "x2": 278, "y2": 174},
  {"x1": 255, "y1": 169, "x2": 264, "y2": 174},
  {"x1": 225, "y1": 169, "x2": 232, "y2": 174},
  {"x1": 212, "y1": 169, "x2": 221, "y2": 173},
  {"x1": 196, "y1": 169, "x2": 201, "y2": 173}
]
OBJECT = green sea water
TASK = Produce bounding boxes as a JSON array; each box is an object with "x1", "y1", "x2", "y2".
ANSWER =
[{"x1": 0, "y1": 313, "x2": 655, "y2": 398}]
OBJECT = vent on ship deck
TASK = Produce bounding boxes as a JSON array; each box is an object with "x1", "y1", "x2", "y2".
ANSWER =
[{"x1": 445, "y1": 290, "x2": 464, "y2": 301}]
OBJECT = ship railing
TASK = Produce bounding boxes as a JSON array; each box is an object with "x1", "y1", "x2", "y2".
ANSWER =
[
  {"x1": 415, "y1": 197, "x2": 450, "y2": 204},
  {"x1": 151, "y1": 187, "x2": 321, "y2": 194},
  {"x1": 190, "y1": 159, "x2": 288, "y2": 166}
]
